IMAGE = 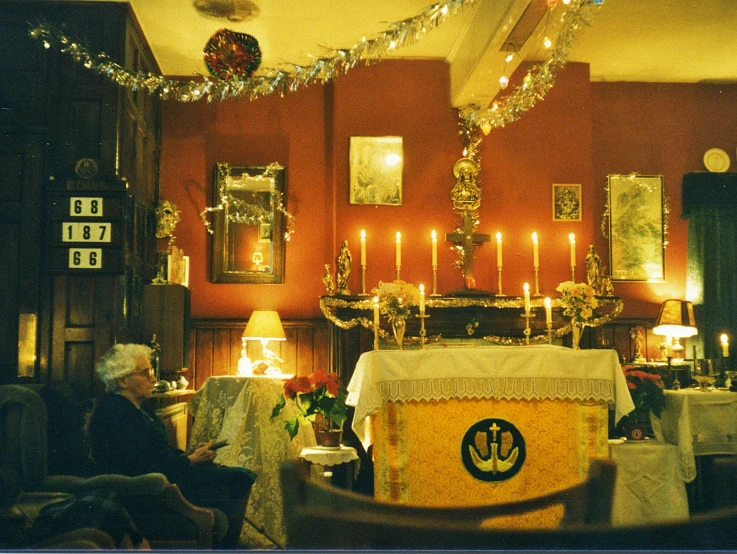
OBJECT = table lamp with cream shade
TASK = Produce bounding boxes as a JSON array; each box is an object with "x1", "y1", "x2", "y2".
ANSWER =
[
  {"x1": 237, "y1": 310, "x2": 286, "y2": 376},
  {"x1": 653, "y1": 299, "x2": 698, "y2": 364}
]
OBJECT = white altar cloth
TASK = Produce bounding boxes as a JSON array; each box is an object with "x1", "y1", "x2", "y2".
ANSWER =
[{"x1": 347, "y1": 345, "x2": 634, "y2": 445}]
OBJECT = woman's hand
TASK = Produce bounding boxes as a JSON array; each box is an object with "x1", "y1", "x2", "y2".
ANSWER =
[{"x1": 187, "y1": 440, "x2": 217, "y2": 464}]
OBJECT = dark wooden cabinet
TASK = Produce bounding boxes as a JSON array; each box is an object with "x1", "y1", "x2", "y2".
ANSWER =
[
  {"x1": 0, "y1": 2, "x2": 161, "y2": 397},
  {"x1": 143, "y1": 285, "x2": 192, "y2": 380}
]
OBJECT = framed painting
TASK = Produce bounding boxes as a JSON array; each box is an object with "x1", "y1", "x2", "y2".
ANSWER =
[
  {"x1": 552, "y1": 184, "x2": 582, "y2": 221},
  {"x1": 349, "y1": 136, "x2": 403, "y2": 205},
  {"x1": 607, "y1": 174, "x2": 665, "y2": 282}
]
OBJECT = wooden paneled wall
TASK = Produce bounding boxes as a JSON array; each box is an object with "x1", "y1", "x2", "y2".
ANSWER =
[{"x1": 188, "y1": 319, "x2": 331, "y2": 390}]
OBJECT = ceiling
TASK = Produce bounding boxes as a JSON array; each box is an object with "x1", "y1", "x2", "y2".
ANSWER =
[{"x1": 120, "y1": 0, "x2": 736, "y2": 108}]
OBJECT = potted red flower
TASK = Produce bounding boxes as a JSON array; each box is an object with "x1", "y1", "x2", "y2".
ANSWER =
[{"x1": 271, "y1": 370, "x2": 348, "y2": 446}]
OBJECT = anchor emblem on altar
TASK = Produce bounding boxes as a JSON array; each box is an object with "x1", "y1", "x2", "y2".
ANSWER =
[{"x1": 461, "y1": 418, "x2": 526, "y2": 482}]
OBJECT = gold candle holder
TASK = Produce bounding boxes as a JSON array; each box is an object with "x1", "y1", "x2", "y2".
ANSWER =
[
  {"x1": 496, "y1": 265, "x2": 505, "y2": 296},
  {"x1": 571, "y1": 266, "x2": 575, "y2": 282},
  {"x1": 431, "y1": 265, "x2": 441, "y2": 296},
  {"x1": 359, "y1": 265, "x2": 368, "y2": 296},
  {"x1": 521, "y1": 312, "x2": 536, "y2": 345},
  {"x1": 373, "y1": 321, "x2": 380, "y2": 351},
  {"x1": 533, "y1": 266, "x2": 542, "y2": 297},
  {"x1": 416, "y1": 313, "x2": 429, "y2": 347},
  {"x1": 547, "y1": 322, "x2": 553, "y2": 344},
  {"x1": 396, "y1": 266, "x2": 401, "y2": 281}
]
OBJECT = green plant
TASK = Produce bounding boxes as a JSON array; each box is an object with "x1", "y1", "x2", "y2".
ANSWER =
[
  {"x1": 623, "y1": 367, "x2": 666, "y2": 419},
  {"x1": 271, "y1": 370, "x2": 348, "y2": 440}
]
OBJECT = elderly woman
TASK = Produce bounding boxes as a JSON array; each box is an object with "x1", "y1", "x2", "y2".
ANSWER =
[{"x1": 87, "y1": 343, "x2": 256, "y2": 547}]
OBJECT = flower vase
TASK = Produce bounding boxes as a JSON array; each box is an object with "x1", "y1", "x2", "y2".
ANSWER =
[
  {"x1": 571, "y1": 321, "x2": 584, "y2": 350},
  {"x1": 312, "y1": 423, "x2": 343, "y2": 448},
  {"x1": 392, "y1": 316, "x2": 406, "y2": 350}
]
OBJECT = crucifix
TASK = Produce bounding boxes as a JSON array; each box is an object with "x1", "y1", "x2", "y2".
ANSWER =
[{"x1": 445, "y1": 157, "x2": 490, "y2": 290}]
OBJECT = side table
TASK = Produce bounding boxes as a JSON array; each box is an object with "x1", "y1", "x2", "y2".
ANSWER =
[{"x1": 299, "y1": 446, "x2": 360, "y2": 490}]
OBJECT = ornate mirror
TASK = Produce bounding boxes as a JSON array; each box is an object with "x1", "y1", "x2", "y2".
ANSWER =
[{"x1": 210, "y1": 164, "x2": 287, "y2": 283}]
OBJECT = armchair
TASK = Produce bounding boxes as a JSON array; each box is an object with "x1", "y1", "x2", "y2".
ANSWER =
[{"x1": 0, "y1": 384, "x2": 226, "y2": 549}]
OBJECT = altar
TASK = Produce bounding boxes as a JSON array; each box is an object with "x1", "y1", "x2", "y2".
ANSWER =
[{"x1": 347, "y1": 345, "x2": 633, "y2": 527}]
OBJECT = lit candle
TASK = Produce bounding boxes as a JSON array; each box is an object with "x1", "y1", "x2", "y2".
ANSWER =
[
  {"x1": 373, "y1": 296, "x2": 380, "y2": 325},
  {"x1": 721, "y1": 333, "x2": 730, "y2": 357},
  {"x1": 431, "y1": 230, "x2": 437, "y2": 267},
  {"x1": 419, "y1": 284, "x2": 425, "y2": 316},
  {"x1": 523, "y1": 283, "x2": 531, "y2": 315},
  {"x1": 569, "y1": 233, "x2": 576, "y2": 268},
  {"x1": 496, "y1": 232, "x2": 502, "y2": 267},
  {"x1": 544, "y1": 297, "x2": 552, "y2": 324},
  {"x1": 532, "y1": 232, "x2": 539, "y2": 267},
  {"x1": 360, "y1": 229, "x2": 367, "y2": 266},
  {"x1": 396, "y1": 232, "x2": 402, "y2": 267}
]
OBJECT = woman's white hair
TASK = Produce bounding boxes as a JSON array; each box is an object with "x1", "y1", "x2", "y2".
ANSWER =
[{"x1": 95, "y1": 343, "x2": 152, "y2": 392}]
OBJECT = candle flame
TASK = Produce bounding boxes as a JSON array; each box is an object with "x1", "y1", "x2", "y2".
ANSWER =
[
  {"x1": 569, "y1": 233, "x2": 575, "y2": 243},
  {"x1": 721, "y1": 333, "x2": 729, "y2": 345},
  {"x1": 523, "y1": 283, "x2": 530, "y2": 292},
  {"x1": 431, "y1": 230, "x2": 436, "y2": 240},
  {"x1": 361, "y1": 229, "x2": 366, "y2": 239},
  {"x1": 532, "y1": 232, "x2": 538, "y2": 243},
  {"x1": 396, "y1": 232, "x2": 401, "y2": 241},
  {"x1": 496, "y1": 232, "x2": 502, "y2": 241}
]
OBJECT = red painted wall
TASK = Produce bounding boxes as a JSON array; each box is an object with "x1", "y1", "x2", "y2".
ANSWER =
[{"x1": 161, "y1": 59, "x2": 737, "y2": 320}]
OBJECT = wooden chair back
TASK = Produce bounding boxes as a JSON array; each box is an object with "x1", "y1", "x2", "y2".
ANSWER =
[{"x1": 281, "y1": 459, "x2": 737, "y2": 550}]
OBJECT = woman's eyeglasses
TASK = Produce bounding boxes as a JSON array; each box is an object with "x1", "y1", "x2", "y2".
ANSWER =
[{"x1": 129, "y1": 366, "x2": 155, "y2": 378}]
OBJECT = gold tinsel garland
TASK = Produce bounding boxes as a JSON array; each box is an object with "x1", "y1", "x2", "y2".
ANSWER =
[
  {"x1": 319, "y1": 294, "x2": 623, "y2": 346},
  {"x1": 200, "y1": 162, "x2": 296, "y2": 240},
  {"x1": 28, "y1": 0, "x2": 477, "y2": 103},
  {"x1": 458, "y1": 0, "x2": 603, "y2": 137}
]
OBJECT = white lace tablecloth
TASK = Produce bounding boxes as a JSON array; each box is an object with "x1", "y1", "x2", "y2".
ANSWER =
[
  {"x1": 651, "y1": 388, "x2": 737, "y2": 483},
  {"x1": 299, "y1": 446, "x2": 360, "y2": 479},
  {"x1": 188, "y1": 376, "x2": 316, "y2": 549},
  {"x1": 347, "y1": 345, "x2": 634, "y2": 446},
  {"x1": 610, "y1": 440, "x2": 689, "y2": 526}
]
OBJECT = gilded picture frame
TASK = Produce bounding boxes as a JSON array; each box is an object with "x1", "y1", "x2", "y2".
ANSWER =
[
  {"x1": 349, "y1": 136, "x2": 403, "y2": 206},
  {"x1": 607, "y1": 174, "x2": 665, "y2": 282},
  {"x1": 552, "y1": 183, "x2": 582, "y2": 221}
]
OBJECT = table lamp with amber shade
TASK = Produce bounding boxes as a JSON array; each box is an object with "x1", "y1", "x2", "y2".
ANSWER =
[
  {"x1": 237, "y1": 310, "x2": 286, "y2": 376},
  {"x1": 653, "y1": 299, "x2": 698, "y2": 363}
]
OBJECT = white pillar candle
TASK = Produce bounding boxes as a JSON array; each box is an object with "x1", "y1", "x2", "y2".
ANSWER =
[
  {"x1": 431, "y1": 230, "x2": 437, "y2": 266},
  {"x1": 360, "y1": 229, "x2": 367, "y2": 266},
  {"x1": 532, "y1": 232, "x2": 539, "y2": 267},
  {"x1": 373, "y1": 296, "x2": 380, "y2": 325},
  {"x1": 419, "y1": 284, "x2": 425, "y2": 316},
  {"x1": 721, "y1": 333, "x2": 730, "y2": 357},
  {"x1": 523, "y1": 283, "x2": 531, "y2": 315},
  {"x1": 396, "y1": 232, "x2": 401, "y2": 267},
  {"x1": 496, "y1": 232, "x2": 502, "y2": 267},
  {"x1": 569, "y1": 233, "x2": 576, "y2": 268},
  {"x1": 544, "y1": 297, "x2": 552, "y2": 324}
]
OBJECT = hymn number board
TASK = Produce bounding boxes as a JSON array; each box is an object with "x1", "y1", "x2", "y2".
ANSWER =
[{"x1": 46, "y1": 192, "x2": 126, "y2": 274}]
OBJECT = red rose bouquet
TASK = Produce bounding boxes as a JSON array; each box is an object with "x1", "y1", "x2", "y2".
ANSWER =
[{"x1": 271, "y1": 370, "x2": 348, "y2": 440}]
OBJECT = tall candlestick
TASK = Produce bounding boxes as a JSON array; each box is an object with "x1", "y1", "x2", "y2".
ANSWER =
[
  {"x1": 396, "y1": 232, "x2": 402, "y2": 268},
  {"x1": 721, "y1": 333, "x2": 730, "y2": 357},
  {"x1": 544, "y1": 297, "x2": 552, "y2": 324},
  {"x1": 419, "y1": 284, "x2": 425, "y2": 316},
  {"x1": 532, "y1": 232, "x2": 539, "y2": 267},
  {"x1": 523, "y1": 283, "x2": 531, "y2": 315},
  {"x1": 496, "y1": 232, "x2": 502, "y2": 266},
  {"x1": 431, "y1": 230, "x2": 437, "y2": 266},
  {"x1": 569, "y1": 233, "x2": 576, "y2": 267},
  {"x1": 360, "y1": 229, "x2": 367, "y2": 266}
]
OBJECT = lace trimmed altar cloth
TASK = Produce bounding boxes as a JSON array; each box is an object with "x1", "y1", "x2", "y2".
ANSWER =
[{"x1": 346, "y1": 345, "x2": 634, "y2": 525}]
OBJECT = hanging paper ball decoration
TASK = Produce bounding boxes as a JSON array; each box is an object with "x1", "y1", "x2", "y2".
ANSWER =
[{"x1": 203, "y1": 29, "x2": 262, "y2": 79}]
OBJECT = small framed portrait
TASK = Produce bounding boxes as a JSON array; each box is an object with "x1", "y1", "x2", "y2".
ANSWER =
[
  {"x1": 258, "y1": 222, "x2": 272, "y2": 243},
  {"x1": 349, "y1": 136, "x2": 403, "y2": 206},
  {"x1": 552, "y1": 184, "x2": 582, "y2": 221}
]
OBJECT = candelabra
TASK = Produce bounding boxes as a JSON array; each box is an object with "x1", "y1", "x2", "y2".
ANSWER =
[
  {"x1": 431, "y1": 265, "x2": 441, "y2": 296},
  {"x1": 497, "y1": 265, "x2": 505, "y2": 296},
  {"x1": 359, "y1": 264, "x2": 368, "y2": 296},
  {"x1": 533, "y1": 265, "x2": 542, "y2": 297},
  {"x1": 520, "y1": 312, "x2": 536, "y2": 345}
]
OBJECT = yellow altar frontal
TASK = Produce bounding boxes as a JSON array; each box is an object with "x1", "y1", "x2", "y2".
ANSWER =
[{"x1": 347, "y1": 345, "x2": 634, "y2": 527}]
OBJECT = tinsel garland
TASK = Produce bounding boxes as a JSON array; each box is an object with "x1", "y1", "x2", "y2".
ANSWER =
[
  {"x1": 28, "y1": 0, "x2": 477, "y2": 102},
  {"x1": 200, "y1": 162, "x2": 296, "y2": 240},
  {"x1": 458, "y1": 0, "x2": 604, "y2": 137}
]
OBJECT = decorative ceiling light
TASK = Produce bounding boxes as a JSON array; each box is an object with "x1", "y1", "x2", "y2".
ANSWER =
[{"x1": 194, "y1": 0, "x2": 261, "y2": 23}]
